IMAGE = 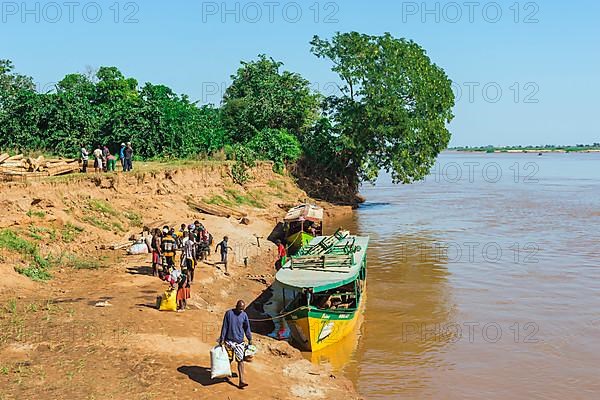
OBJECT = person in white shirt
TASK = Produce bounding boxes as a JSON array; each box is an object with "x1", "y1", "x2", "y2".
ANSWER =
[
  {"x1": 80, "y1": 144, "x2": 89, "y2": 173},
  {"x1": 92, "y1": 145, "x2": 103, "y2": 173}
]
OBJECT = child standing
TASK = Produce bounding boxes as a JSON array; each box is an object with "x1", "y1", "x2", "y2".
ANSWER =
[{"x1": 176, "y1": 270, "x2": 189, "y2": 312}]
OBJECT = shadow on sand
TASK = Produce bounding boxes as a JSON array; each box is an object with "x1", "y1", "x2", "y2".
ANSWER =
[
  {"x1": 177, "y1": 366, "x2": 238, "y2": 387},
  {"x1": 126, "y1": 266, "x2": 154, "y2": 275}
]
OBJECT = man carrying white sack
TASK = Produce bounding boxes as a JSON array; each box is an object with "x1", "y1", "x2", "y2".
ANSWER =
[{"x1": 218, "y1": 299, "x2": 253, "y2": 389}]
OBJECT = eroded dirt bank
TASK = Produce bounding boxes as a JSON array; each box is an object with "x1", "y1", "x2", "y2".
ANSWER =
[{"x1": 0, "y1": 162, "x2": 356, "y2": 400}]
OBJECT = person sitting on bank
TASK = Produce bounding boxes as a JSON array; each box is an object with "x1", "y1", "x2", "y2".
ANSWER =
[{"x1": 218, "y1": 300, "x2": 253, "y2": 389}]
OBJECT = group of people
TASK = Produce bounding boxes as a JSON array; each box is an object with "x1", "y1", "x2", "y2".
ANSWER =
[
  {"x1": 146, "y1": 221, "x2": 252, "y2": 388},
  {"x1": 147, "y1": 220, "x2": 237, "y2": 311},
  {"x1": 80, "y1": 142, "x2": 134, "y2": 173}
]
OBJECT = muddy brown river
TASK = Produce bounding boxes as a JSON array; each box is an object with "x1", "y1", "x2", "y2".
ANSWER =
[{"x1": 322, "y1": 152, "x2": 600, "y2": 399}]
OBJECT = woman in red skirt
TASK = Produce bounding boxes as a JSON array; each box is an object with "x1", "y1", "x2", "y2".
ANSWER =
[{"x1": 176, "y1": 270, "x2": 189, "y2": 312}]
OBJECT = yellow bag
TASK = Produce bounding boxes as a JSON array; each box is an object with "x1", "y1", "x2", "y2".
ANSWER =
[{"x1": 159, "y1": 288, "x2": 177, "y2": 311}]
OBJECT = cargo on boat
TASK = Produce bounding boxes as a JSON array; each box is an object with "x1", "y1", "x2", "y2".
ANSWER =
[{"x1": 275, "y1": 229, "x2": 369, "y2": 352}]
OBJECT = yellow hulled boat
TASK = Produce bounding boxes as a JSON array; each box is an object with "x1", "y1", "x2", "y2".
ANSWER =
[{"x1": 275, "y1": 230, "x2": 369, "y2": 352}]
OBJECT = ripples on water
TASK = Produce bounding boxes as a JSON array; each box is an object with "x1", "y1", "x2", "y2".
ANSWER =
[{"x1": 326, "y1": 152, "x2": 600, "y2": 399}]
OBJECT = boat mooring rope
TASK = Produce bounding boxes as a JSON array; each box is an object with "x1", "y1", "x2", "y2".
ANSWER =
[{"x1": 248, "y1": 305, "x2": 308, "y2": 322}]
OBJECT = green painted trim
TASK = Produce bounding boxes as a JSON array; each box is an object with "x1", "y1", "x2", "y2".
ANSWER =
[
  {"x1": 287, "y1": 307, "x2": 357, "y2": 321},
  {"x1": 312, "y1": 275, "x2": 359, "y2": 293}
]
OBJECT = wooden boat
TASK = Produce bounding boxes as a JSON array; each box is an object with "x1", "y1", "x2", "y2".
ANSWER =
[
  {"x1": 283, "y1": 203, "x2": 323, "y2": 254},
  {"x1": 275, "y1": 230, "x2": 369, "y2": 352}
]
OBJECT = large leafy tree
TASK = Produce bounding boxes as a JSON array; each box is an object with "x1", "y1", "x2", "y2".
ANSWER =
[
  {"x1": 221, "y1": 54, "x2": 319, "y2": 143},
  {"x1": 0, "y1": 59, "x2": 35, "y2": 102},
  {"x1": 0, "y1": 61, "x2": 231, "y2": 158},
  {"x1": 136, "y1": 83, "x2": 228, "y2": 158},
  {"x1": 310, "y1": 32, "x2": 455, "y2": 187}
]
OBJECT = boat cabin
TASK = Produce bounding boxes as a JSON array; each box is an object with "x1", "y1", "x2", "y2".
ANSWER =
[{"x1": 283, "y1": 204, "x2": 324, "y2": 253}]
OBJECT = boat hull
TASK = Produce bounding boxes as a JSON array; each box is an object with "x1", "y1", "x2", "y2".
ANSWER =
[{"x1": 286, "y1": 290, "x2": 366, "y2": 352}]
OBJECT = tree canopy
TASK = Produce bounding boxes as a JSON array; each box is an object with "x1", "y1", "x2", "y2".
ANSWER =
[
  {"x1": 0, "y1": 62, "x2": 227, "y2": 159},
  {"x1": 310, "y1": 32, "x2": 455, "y2": 185},
  {"x1": 221, "y1": 54, "x2": 320, "y2": 143},
  {"x1": 0, "y1": 33, "x2": 454, "y2": 199}
]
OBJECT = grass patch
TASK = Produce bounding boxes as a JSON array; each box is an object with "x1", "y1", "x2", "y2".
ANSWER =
[
  {"x1": 17, "y1": 265, "x2": 52, "y2": 281},
  {"x1": 26, "y1": 209, "x2": 46, "y2": 218},
  {"x1": 5, "y1": 298, "x2": 17, "y2": 314},
  {"x1": 81, "y1": 199, "x2": 126, "y2": 233},
  {"x1": 27, "y1": 225, "x2": 56, "y2": 241},
  {"x1": 61, "y1": 223, "x2": 84, "y2": 243},
  {"x1": 267, "y1": 179, "x2": 290, "y2": 196},
  {"x1": 123, "y1": 211, "x2": 143, "y2": 227},
  {"x1": 81, "y1": 215, "x2": 111, "y2": 231},
  {"x1": 267, "y1": 179, "x2": 285, "y2": 190},
  {"x1": 204, "y1": 194, "x2": 234, "y2": 207},
  {"x1": 81, "y1": 216, "x2": 125, "y2": 233},
  {"x1": 60, "y1": 253, "x2": 101, "y2": 270},
  {"x1": 111, "y1": 221, "x2": 125, "y2": 232},
  {"x1": 87, "y1": 199, "x2": 118, "y2": 216},
  {"x1": 223, "y1": 188, "x2": 266, "y2": 208},
  {"x1": 205, "y1": 189, "x2": 267, "y2": 209},
  {"x1": 0, "y1": 229, "x2": 53, "y2": 281}
]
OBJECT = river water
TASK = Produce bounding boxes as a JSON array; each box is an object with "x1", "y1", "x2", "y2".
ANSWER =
[{"x1": 327, "y1": 152, "x2": 600, "y2": 399}]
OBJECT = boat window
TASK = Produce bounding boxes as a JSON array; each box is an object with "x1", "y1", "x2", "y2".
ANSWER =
[{"x1": 311, "y1": 288, "x2": 357, "y2": 310}]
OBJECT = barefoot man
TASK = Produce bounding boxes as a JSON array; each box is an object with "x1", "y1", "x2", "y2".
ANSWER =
[{"x1": 219, "y1": 300, "x2": 252, "y2": 389}]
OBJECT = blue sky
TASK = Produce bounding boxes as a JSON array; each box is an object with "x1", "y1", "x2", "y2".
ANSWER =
[{"x1": 1, "y1": 0, "x2": 598, "y2": 146}]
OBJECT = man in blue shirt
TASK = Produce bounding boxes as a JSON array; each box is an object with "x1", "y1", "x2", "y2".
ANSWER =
[
  {"x1": 219, "y1": 300, "x2": 252, "y2": 389},
  {"x1": 119, "y1": 143, "x2": 126, "y2": 172}
]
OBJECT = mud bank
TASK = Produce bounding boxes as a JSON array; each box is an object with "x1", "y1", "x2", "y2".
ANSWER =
[{"x1": 0, "y1": 161, "x2": 357, "y2": 400}]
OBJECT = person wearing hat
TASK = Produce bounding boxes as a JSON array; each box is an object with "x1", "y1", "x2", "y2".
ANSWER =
[
  {"x1": 119, "y1": 143, "x2": 126, "y2": 172},
  {"x1": 124, "y1": 142, "x2": 134, "y2": 172}
]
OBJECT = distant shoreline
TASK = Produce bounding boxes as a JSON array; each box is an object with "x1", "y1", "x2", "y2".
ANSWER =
[{"x1": 447, "y1": 147, "x2": 600, "y2": 154}]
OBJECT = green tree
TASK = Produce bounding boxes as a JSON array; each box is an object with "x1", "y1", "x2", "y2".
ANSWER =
[
  {"x1": 247, "y1": 128, "x2": 302, "y2": 171},
  {"x1": 0, "y1": 89, "x2": 46, "y2": 150},
  {"x1": 136, "y1": 83, "x2": 229, "y2": 158},
  {"x1": 310, "y1": 32, "x2": 455, "y2": 188},
  {"x1": 57, "y1": 73, "x2": 96, "y2": 98},
  {"x1": 0, "y1": 59, "x2": 35, "y2": 101},
  {"x1": 221, "y1": 54, "x2": 319, "y2": 143}
]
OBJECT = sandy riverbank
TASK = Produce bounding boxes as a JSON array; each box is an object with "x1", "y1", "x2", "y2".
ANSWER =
[{"x1": 0, "y1": 162, "x2": 357, "y2": 400}]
